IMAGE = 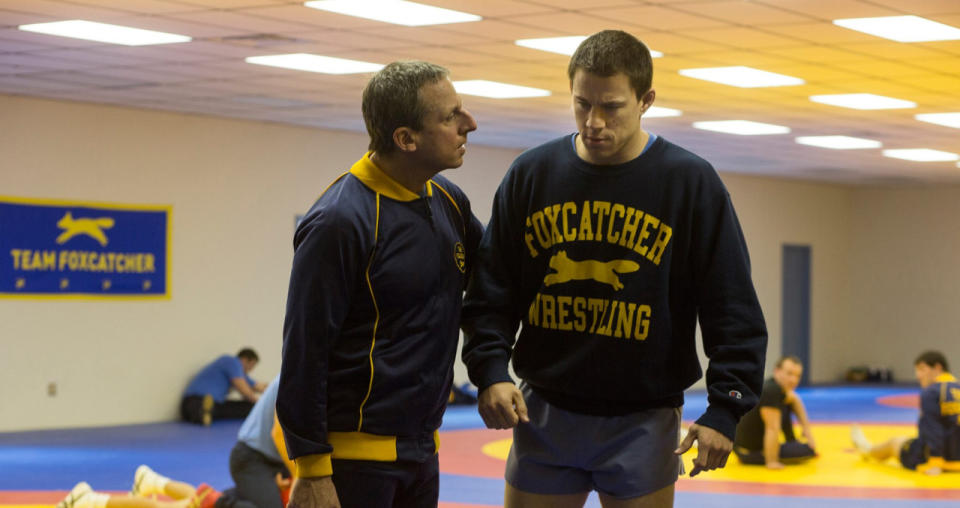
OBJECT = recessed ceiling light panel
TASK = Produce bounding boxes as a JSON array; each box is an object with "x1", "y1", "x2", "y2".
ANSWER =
[
  {"x1": 516, "y1": 36, "x2": 662, "y2": 57},
  {"x1": 245, "y1": 54, "x2": 383, "y2": 74},
  {"x1": 810, "y1": 93, "x2": 915, "y2": 110},
  {"x1": 18, "y1": 20, "x2": 190, "y2": 46},
  {"x1": 693, "y1": 120, "x2": 790, "y2": 135},
  {"x1": 882, "y1": 148, "x2": 959, "y2": 162},
  {"x1": 305, "y1": 0, "x2": 481, "y2": 26},
  {"x1": 452, "y1": 80, "x2": 550, "y2": 99},
  {"x1": 644, "y1": 106, "x2": 682, "y2": 118},
  {"x1": 915, "y1": 112, "x2": 960, "y2": 129},
  {"x1": 795, "y1": 135, "x2": 882, "y2": 149},
  {"x1": 678, "y1": 66, "x2": 804, "y2": 88},
  {"x1": 833, "y1": 15, "x2": 960, "y2": 42}
]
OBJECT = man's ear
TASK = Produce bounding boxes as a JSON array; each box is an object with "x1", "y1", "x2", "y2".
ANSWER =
[
  {"x1": 393, "y1": 127, "x2": 418, "y2": 153},
  {"x1": 640, "y1": 88, "x2": 656, "y2": 114}
]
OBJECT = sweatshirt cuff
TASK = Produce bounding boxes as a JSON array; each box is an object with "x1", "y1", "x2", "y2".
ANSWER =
[
  {"x1": 694, "y1": 404, "x2": 739, "y2": 442},
  {"x1": 295, "y1": 453, "x2": 333, "y2": 478},
  {"x1": 472, "y1": 358, "x2": 514, "y2": 391}
]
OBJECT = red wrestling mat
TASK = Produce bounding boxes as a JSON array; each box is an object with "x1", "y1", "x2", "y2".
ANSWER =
[
  {"x1": 676, "y1": 480, "x2": 960, "y2": 500},
  {"x1": 0, "y1": 491, "x2": 126, "y2": 503},
  {"x1": 0, "y1": 492, "x2": 499, "y2": 508},
  {"x1": 876, "y1": 394, "x2": 920, "y2": 409},
  {"x1": 439, "y1": 429, "x2": 513, "y2": 478}
]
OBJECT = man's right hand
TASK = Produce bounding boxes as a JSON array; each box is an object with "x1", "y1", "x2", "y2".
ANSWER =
[
  {"x1": 287, "y1": 476, "x2": 340, "y2": 508},
  {"x1": 478, "y1": 382, "x2": 529, "y2": 429}
]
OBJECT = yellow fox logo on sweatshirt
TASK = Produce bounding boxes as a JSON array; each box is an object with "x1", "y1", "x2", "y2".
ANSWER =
[{"x1": 543, "y1": 250, "x2": 639, "y2": 291}]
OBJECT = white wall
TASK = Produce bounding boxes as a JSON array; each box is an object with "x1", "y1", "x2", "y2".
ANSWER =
[
  {"x1": 0, "y1": 94, "x2": 518, "y2": 432},
  {"x1": 720, "y1": 175, "x2": 853, "y2": 384},
  {"x1": 847, "y1": 188, "x2": 960, "y2": 382},
  {"x1": 3, "y1": 93, "x2": 957, "y2": 431}
]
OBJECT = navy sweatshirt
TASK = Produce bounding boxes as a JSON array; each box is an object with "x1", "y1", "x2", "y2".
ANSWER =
[
  {"x1": 462, "y1": 134, "x2": 767, "y2": 440},
  {"x1": 278, "y1": 153, "x2": 483, "y2": 476}
]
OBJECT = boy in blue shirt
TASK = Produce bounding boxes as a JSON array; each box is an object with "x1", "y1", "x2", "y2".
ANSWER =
[{"x1": 182, "y1": 348, "x2": 266, "y2": 425}]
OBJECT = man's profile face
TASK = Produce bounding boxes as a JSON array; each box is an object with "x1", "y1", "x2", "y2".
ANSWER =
[{"x1": 409, "y1": 78, "x2": 477, "y2": 171}]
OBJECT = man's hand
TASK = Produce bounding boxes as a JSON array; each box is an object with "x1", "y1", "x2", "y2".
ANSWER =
[
  {"x1": 765, "y1": 461, "x2": 785, "y2": 470},
  {"x1": 287, "y1": 476, "x2": 340, "y2": 508},
  {"x1": 674, "y1": 423, "x2": 733, "y2": 477},
  {"x1": 478, "y1": 382, "x2": 529, "y2": 429},
  {"x1": 924, "y1": 466, "x2": 943, "y2": 476},
  {"x1": 275, "y1": 472, "x2": 292, "y2": 490}
]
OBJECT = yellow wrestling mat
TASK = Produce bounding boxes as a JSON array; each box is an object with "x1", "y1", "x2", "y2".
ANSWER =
[{"x1": 481, "y1": 423, "x2": 959, "y2": 490}]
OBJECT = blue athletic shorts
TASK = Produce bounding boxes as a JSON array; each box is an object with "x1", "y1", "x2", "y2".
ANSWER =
[{"x1": 505, "y1": 383, "x2": 682, "y2": 499}]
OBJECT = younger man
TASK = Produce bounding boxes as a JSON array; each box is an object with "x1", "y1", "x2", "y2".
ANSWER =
[
  {"x1": 852, "y1": 350, "x2": 960, "y2": 475},
  {"x1": 462, "y1": 30, "x2": 767, "y2": 507},
  {"x1": 181, "y1": 348, "x2": 266, "y2": 425}
]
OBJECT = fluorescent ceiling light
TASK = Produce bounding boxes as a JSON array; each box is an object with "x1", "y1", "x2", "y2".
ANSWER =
[
  {"x1": 796, "y1": 135, "x2": 881, "y2": 150},
  {"x1": 810, "y1": 93, "x2": 915, "y2": 110},
  {"x1": 304, "y1": 0, "x2": 481, "y2": 26},
  {"x1": 516, "y1": 36, "x2": 662, "y2": 57},
  {"x1": 245, "y1": 54, "x2": 383, "y2": 74},
  {"x1": 645, "y1": 106, "x2": 682, "y2": 118},
  {"x1": 882, "y1": 149, "x2": 959, "y2": 162},
  {"x1": 678, "y1": 66, "x2": 803, "y2": 88},
  {"x1": 18, "y1": 20, "x2": 190, "y2": 45},
  {"x1": 453, "y1": 80, "x2": 550, "y2": 99},
  {"x1": 833, "y1": 15, "x2": 960, "y2": 42},
  {"x1": 693, "y1": 120, "x2": 790, "y2": 135},
  {"x1": 915, "y1": 112, "x2": 960, "y2": 129}
]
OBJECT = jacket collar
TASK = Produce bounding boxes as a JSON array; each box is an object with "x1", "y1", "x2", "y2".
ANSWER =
[{"x1": 349, "y1": 152, "x2": 431, "y2": 202}]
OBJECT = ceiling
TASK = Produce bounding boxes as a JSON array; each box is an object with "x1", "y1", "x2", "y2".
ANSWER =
[{"x1": 1, "y1": 0, "x2": 959, "y2": 185}]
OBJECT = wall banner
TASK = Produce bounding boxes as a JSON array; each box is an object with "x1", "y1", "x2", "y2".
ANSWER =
[{"x1": 0, "y1": 197, "x2": 170, "y2": 298}]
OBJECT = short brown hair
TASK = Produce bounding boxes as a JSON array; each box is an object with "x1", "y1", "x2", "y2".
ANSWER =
[
  {"x1": 776, "y1": 356, "x2": 803, "y2": 368},
  {"x1": 362, "y1": 61, "x2": 450, "y2": 155},
  {"x1": 567, "y1": 30, "x2": 653, "y2": 100},
  {"x1": 915, "y1": 350, "x2": 948, "y2": 371},
  {"x1": 237, "y1": 348, "x2": 259, "y2": 362}
]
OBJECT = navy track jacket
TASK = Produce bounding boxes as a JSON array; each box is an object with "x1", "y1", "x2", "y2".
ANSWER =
[{"x1": 278, "y1": 153, "x2": 483, "y2": 476}]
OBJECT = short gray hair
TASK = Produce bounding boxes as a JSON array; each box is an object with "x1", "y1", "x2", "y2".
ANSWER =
[{"x1": 362, "y1": 61, "x2": 450, "y2": 154}]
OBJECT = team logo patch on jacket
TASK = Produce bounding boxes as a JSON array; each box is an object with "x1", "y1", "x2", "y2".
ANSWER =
[{"x1": 454, "y1": 242, "x2": 466, "y2": 273}]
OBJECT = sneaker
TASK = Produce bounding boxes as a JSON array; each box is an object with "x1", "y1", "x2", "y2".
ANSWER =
[
  {"x1": 131, "y1": 464, "x2": 162, "y2": 497},
  {"x1": 201, "y1": 394, "x2": 214, "y2": 426},
  {"x1": 189, "y1": 484, "x2": 222, "y2": 508},
  {"x1": 57, "y1": 482, "x2": 92, "y2": 508},
  {"x1": 850, "y1": 425, "x2": 872, "y2": 456}
]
